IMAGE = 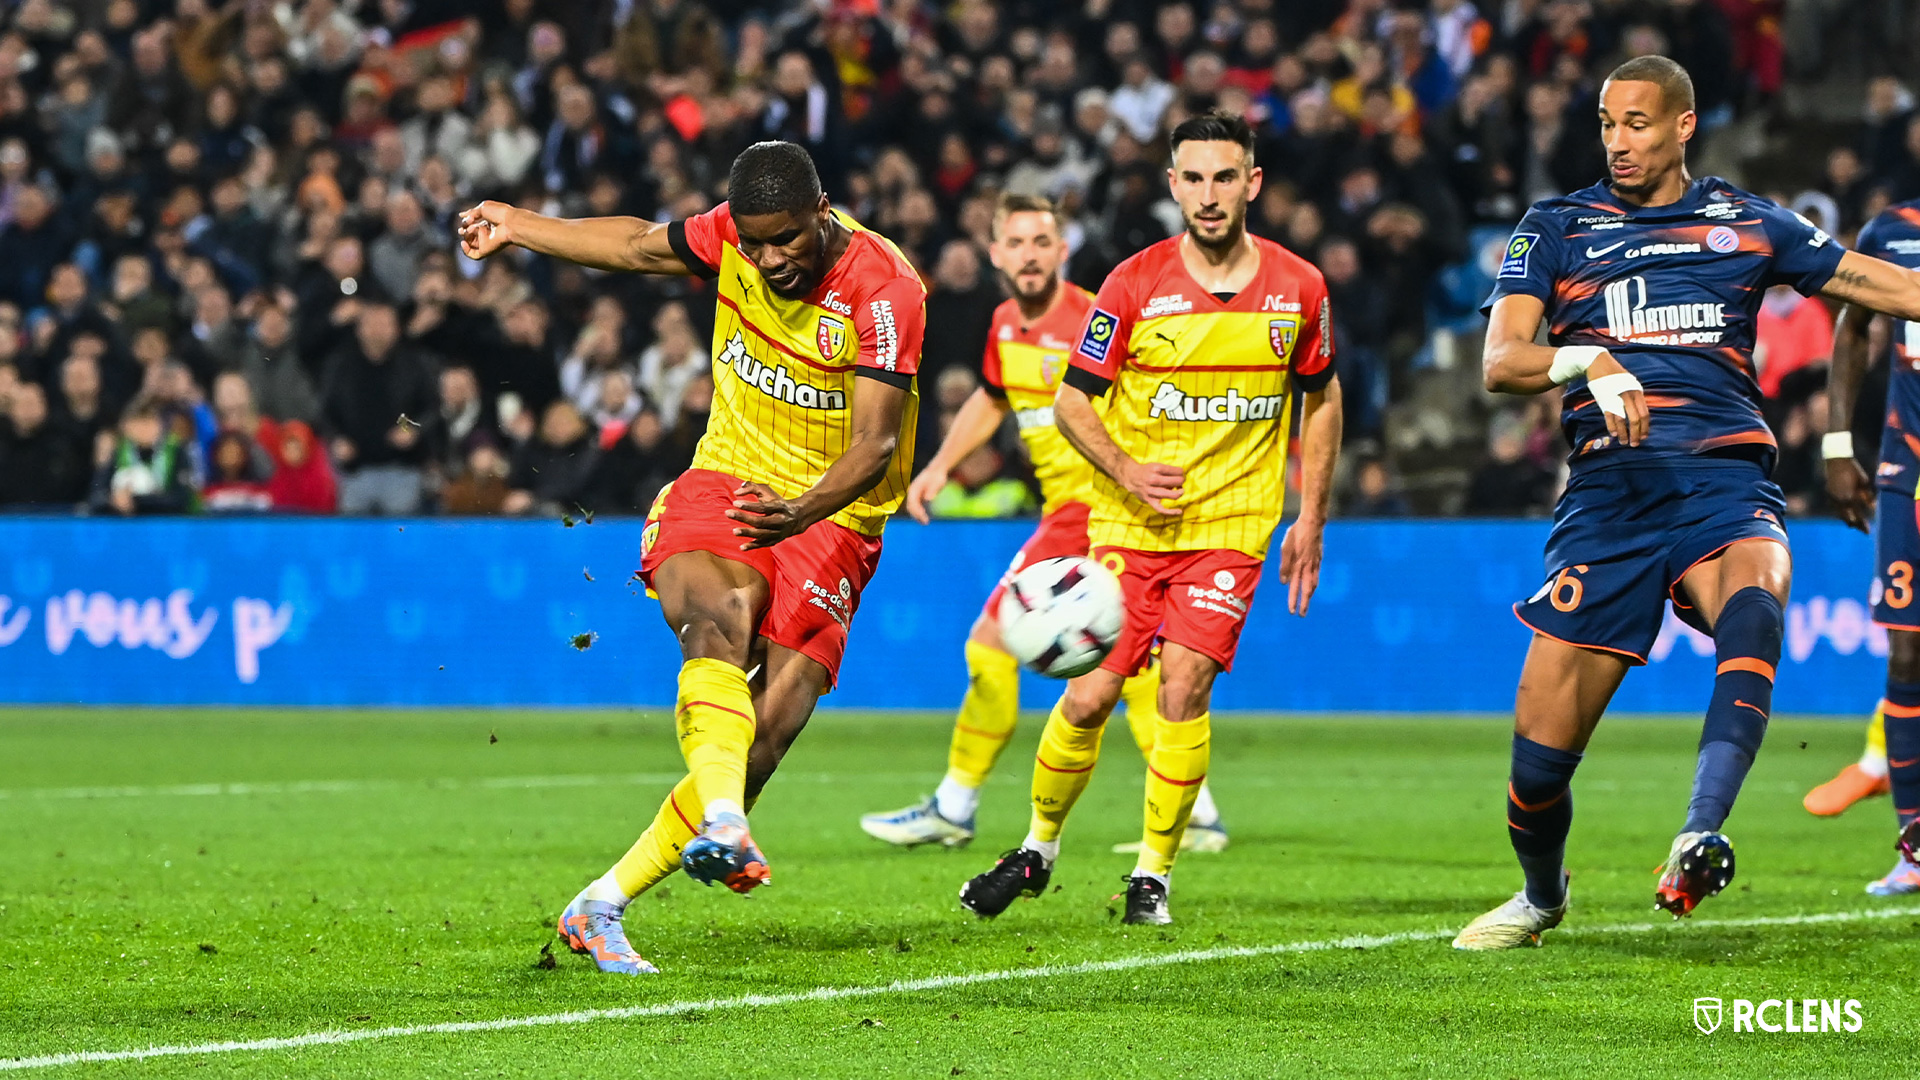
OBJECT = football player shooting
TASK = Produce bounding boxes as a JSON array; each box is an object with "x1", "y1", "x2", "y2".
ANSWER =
[
  {"x1": 958, "y1": 112, "x2": 1342, "y2": 926},
  {"x1": 1823, "y1": 196, "x2": 1920, "y2": 894},
  {"x1": 858, "y1": 194, "x2": 1228, "y2": 854},
  {"x1": 459, "y1": 141, "x2": 925, "y2": 975},
  {"x1": 1454, "y1": 57, "x2": 1920, "y2": 950}
]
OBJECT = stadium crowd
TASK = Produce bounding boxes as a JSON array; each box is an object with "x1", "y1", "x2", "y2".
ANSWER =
[{"x1": 0, "y1": 0, "x2": 1904, "y2": 518}]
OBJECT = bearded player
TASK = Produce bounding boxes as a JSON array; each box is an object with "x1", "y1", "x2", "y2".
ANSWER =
[
  {"x1": 958, "y1": 113, "x2": 1342, "y2": 925},
  {"x1": 1453, "y1": 58, "x2": 1920, "y2": 950},
  {"x1": 1825, "y1": 195, "x2": 1920, "y2": 895},
  {"x1": 858, "y1": 194, "x2": 1228, "y2": 854},
  {"x1": 458, "y1": 141, "x2": 925, "y2": 974}
]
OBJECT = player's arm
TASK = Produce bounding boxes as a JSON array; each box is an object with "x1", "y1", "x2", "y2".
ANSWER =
[
  {"x1": 1480, "y1": 293, "x2": 1648, "y2": 447},
  {"x1": 1825, "y1": 300, "x2": 1882, "y2": 532},
  {"x1": 903, "y1": 386, "x2": 1012, "y2": 524},
  {"x1": 1053, "y1": 380, "x2": 1185, "y2": 516},
  {"x1": 1279, "y1": 375, "x2": 1342, "y2": 616},
  {"x1": 728, "y1": 375, "x2": 911, "y2": 548},
  {"x1": 456, "y1": 200, "x2": 693, "y2": 275},
  {"x1": 1820, "y1": 250, "x2": 1920, "y2": 322}
]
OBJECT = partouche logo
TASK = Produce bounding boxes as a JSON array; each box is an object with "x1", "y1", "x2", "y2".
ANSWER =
[{"x1": 1693, "y1": 997, "x2": 1863, "y2": 1034}]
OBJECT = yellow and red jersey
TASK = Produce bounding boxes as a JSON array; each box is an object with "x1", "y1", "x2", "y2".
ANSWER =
[
  {"x1": 981, "y1": 286, "x2": 1097, "y2": 515},
  {"x1": 672, "y1": 203, "x2": 925, "y2": 536},
  {"x1": 1066, "y1": 235, "x2": 1333, "y2": 559}
]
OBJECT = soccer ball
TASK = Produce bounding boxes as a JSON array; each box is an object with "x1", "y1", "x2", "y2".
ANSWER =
[{"x1": 997, "y1": 556, "x2": 1124, "y2": 679}]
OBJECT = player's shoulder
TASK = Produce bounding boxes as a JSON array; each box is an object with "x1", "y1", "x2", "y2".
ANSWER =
[
  {"x1": 1104, "y1": 236, "x2": 1186, "y2": 290},
  {"x1": 1252, "y1": 234, "x2": 1327, "y2": 291},
  {"x1": 700, "y1": 200, "x2": 739, "y2": 240},
  {"x1": 836, "y1": 211, "x2": 927, "y2": 301},
  {"x1": 1861, "y1": 199, "x2": 1920, "y2": 244},
  {"x1": 1517, "y1": 180, "x2": 1618, "y2": 229}
]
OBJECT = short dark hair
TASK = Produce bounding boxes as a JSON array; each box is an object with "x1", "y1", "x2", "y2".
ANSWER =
[
  {"x1": 728, "y1": 141, "x2": 824, "y2": 217},
  {"x1": 991, "y1": 193, "x2": 1058, "y2": 238},
  {"x1": 1605, "y1": 55, "x2": 1696, "y2": 115},
  {"x1": 1169, "y1": 110, "x2": 1256, "y2": 166}
]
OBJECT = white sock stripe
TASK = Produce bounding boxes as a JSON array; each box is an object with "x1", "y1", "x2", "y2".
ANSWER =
[{"x1": 5, "y1": 904, "x2": 1915, "y2": 1072}]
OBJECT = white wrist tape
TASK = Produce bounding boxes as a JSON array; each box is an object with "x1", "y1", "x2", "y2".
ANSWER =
[
  {"x1": 1586, "y1": 372, "x2": 1643, "y2": 418},
  {"x1": 1822, "y1": 431, "x2": 1856, "y2": 460},
  {"x1": 1548, "y1": 345, "x2": 1606, "y2": 386}
]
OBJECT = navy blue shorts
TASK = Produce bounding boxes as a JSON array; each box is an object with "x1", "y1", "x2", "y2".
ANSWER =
[
  {"x1": 1515, "y1": 460, "x2": 1789, "y2": 663},
  {"x1": 1873, "y1": 490, "x2": 1920, "y2": 630}
]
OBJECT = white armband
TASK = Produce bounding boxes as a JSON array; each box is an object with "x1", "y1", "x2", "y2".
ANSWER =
[
  {"x1": 1822, "y1": 431, "x2": 1856, "y2": 460},
  {"x1": 1548, "y1": 345, "x2": 1606, "y2": 386},
  {"x1": 1586, "y1": 372, "x2": 1644, "y2": 418}
]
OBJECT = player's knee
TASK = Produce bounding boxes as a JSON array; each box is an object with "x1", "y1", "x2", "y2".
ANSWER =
[
  {"x1": 677, "y1": 595, "x2": 758, "y2": 665},
  {"x1": 1158, "y1": 676, "x2": 1210, "y2": 722},
  {"x1": 1890, "y1": 631, "x2": 1920, "y2": 684},
  {"x1": 1060, "y1": 678, "x2": 1117, "y2": 728},
  {"x1": 1713, "y1": 586, "x2": 1783, "y2": 665}
]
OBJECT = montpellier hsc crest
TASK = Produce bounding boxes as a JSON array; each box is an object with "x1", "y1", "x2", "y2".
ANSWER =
[
  {"x1": 1269, "y1": 317, "x2": 1297, "y2": 358},
  {"x1": 1694, "y1": 998, "x2": 1722, "y2": 1035},
  {"x1": 817, "y1": 316, "x2": 847, "y2": 361}
]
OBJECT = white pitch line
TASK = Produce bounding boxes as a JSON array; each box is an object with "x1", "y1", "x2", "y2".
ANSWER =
[
  {"x1": 0, "y1": 772, "x2": 947, "y2": 802},
  {"x1": 4, "y1": 903, "x2": 1916, "y2": 1072}
]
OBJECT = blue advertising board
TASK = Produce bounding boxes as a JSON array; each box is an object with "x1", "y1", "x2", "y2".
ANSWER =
[{"x1": 0, "y1": 517, "x2": 1885, "y2": 713}]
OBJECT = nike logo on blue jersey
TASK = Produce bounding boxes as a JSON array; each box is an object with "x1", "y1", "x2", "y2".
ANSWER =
[{"x1": 1585, "y1": 242, "x2": 1626, "y2": 258}]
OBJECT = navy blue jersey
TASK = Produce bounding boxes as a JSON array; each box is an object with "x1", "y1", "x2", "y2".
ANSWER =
[
  {"x1": 1484, "y1": 177, "x2": 1845, "y2": 473},
  {"x1": 1853, "y1": 200, "x2": 1920, "y2": 496}
]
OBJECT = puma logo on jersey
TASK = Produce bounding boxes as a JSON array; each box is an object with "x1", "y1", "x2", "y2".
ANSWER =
[
  {"x1": 1147, "y1": 381, "x2": 1286, "y2": 422},
  {"x1": 719, "y1": 332, "x2": 847, "y2": 410}
]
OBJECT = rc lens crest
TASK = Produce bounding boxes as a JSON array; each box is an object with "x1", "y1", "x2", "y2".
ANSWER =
[
  {"x1": 817, "y1": 315, "x2": 847, "y2": 361},
  {"x1": 1269, "y1": 316, "x2": 1298, "y2": 358}
]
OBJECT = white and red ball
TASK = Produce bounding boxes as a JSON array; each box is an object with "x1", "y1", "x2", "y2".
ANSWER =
[{"x1": 996, "y1": 556, "x2": 1124, "y2": 679}]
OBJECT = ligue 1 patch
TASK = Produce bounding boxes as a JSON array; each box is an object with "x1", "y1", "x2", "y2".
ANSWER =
[
  {"x1": 1706, "y1": 225, "x2": 1739, "y2": 253},
  {"x1": 816, "y1": 315, "x2": 846, "y2": 361},
  {"x1": 1079, "y1": 308, "x2": 1119, "y2": 362},
  {"x1": 1269, "y1": 315, "x2": 1298, "y2": 358},
  {"x1": 1498, "y1": 233, "x2": 1539, "y2": 278}
]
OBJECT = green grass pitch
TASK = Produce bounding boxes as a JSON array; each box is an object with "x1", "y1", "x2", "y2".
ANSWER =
[{"x1": 0, "y1": 707, "x2": 1913, "y2": 1077}]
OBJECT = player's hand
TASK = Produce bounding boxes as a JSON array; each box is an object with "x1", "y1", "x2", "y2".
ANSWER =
[
  {"x1": 903, "y1": 464, "x2": 948, "y2": 525},
  {"x1": 1121, "y1": 460, "x2": 1185, "y2": 516},
  {"x1": 1588, "y1": 351, "x2": 1648, "y2": 448},
  {"x1": 1826, "y1": 455, "x2": 1875, "y2": 533},
  {"x1": 1278, "y1": 517, "x2": 1324, "y2": 616},
  {"x1": 727, "y1": 481, "x2": 807, "y2": 549},
  {"x1": 458, "y1": 201, "x2": 516, "y2": 260}
]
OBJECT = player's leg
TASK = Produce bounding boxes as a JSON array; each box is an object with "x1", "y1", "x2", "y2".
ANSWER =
[
  {"x1": 1113, "y1": 655, "x2": 1229, "y2": 854},
  {"x1": 1122, "y1": 640, "x2": 1222, "y2": 924},
  {"x1": 1869, "y1": 629, "x2": 1920, "y2": 894},
  {"x1": 1805, "y1": 703, "x2": 1890, "y2": 816},
  {"x1": 1453, "y1": 633, "x2": 1627, "y2": 949},
  {"x1": 959, "y1": 668, "x2": 1126, "y2": 917},
  {"x1": 860, "y1": 610, "x2": 1012, "y2": 847},
  {"x1": 1660, "y1": 538, "x2": 1790, "y2": 916}
]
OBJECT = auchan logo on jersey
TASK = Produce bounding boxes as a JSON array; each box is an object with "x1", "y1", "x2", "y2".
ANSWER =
[
  {"x1": 719, "y1": 331, "x2": 847, "y2": 410},
  {"x1": 1603, "y1": 275, "x2": 1727, "y2": 346},
  {"x1": 1148, "y1": 381, "x2": 1285, "y2": 422}
]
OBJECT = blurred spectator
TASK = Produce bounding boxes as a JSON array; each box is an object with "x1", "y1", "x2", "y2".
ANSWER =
[
  {"x1": 51, "y1": 351, "x2": 109, "y2": 458},
  {"x1": 421, "y1": 363, "x2": 497, "y2": 484},
  {"x1": 1465, "y1": 410, "x2": 1556, "y2": 515},
  {"x1": 1319, "y1": 237, "x2": 1388, "y2": 442},
  {"x1": 89, "y1": 396, "x2": 196, "y2": 516},
  {"x1": 928, "y1": 445, "x2": 1037, "y2": 519},
  {"x1": 1346, "y1": 457, "x2": 1412, "y2": 517},
  {"x1": 201, "y1": 429, "x2": 275, "y2": 513},
  {"x1": 1754, "y1": 286, "x2": 1833, "y2": 399},
  {"x1": 265, "y1": 420, "x2": 337, "y2": 514},
  {"x1": 584, "y1": 404, "x2": 676, "y2": 515},
  {"x1": 0, "y1": 381, "x2": 87, "y2": 507},
  {"x1": 441, "y1": 441, "x2": 512, "y2": 515},
  {"x1": 321, "y1": 300, "x2": 436, "y2": 515},
  {"x1": 237, "y1": 301, "x2": 320, "y2": 423},
  {"x1": 1772, "y1": 367, "x2": 1830, "y2": 517},
  {"x1": 367, "y1": 190, "x2": 444, "y2": 300},
  {"x1": 503, "y1": 400, "x2": 600, "y2": 516},
  {"x1": 635, "y1": 301, "x2": 707, "y2": 429}
]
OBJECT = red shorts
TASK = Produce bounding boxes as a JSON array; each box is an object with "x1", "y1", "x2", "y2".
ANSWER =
[
  {"x1": 983, "y1": 500, "x2": 1092, "y2": 617},
  {"x1": 1091, "y1": 546, "x2": 1264, "y2": 676},
  {"x1": 639, "y1": 469, "x2": 883, "y2": 686}
]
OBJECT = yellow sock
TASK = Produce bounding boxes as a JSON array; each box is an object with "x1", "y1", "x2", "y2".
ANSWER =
[
  {"x1": 609, "y1": 775, "x2": 703, "y2": 897},
  {"x1": 1120, "y1": 660, "x2": 1163, "y2": 757},
  {"x1": 1867, "y1": 702, "x2": 1888, "y2": 766},
  {"x1": 675, "y1": 658, "x2": 757, "y2": 820},
  {"x1": 1138, "y1": 712, "x2": 1211, "y2": 878},
  {"x1": 945, "y1": 641, "x2": 1022, "y2": 788},
  {"x1": 1028, "y1": 699, "x2": 1106, "y2": 843}
]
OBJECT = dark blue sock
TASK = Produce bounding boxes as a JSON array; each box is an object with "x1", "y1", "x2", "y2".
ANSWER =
[
  {"x1": 1684, "y1": 587, "x2": 1782, "y2": 833},
  {"x1": 1509, "y1": 734, "x2": 1581, "y2": 909},
  {"x1": 1884, "y1": 682, "x2": 1920, "y2": 830}
]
